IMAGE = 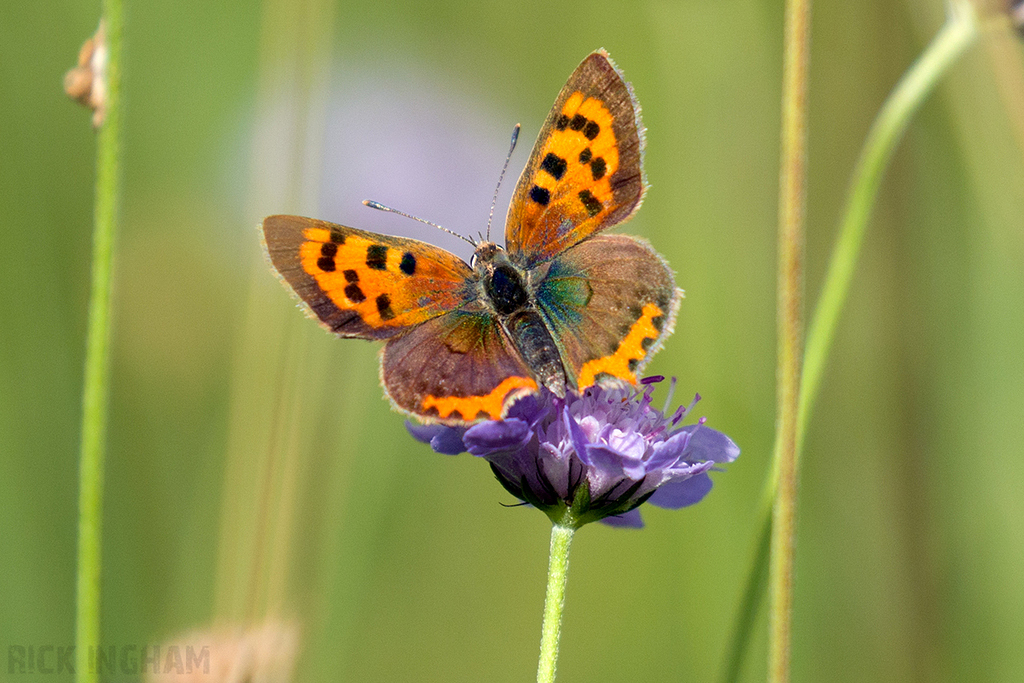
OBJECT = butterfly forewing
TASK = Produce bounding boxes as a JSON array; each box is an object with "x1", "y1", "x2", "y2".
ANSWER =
[
  {"x1": 262, "y1": 215, "x2": 473, "y2": 340},
  {"x1": 505, "y1": 50, "x2": 645, "y2": 266}
]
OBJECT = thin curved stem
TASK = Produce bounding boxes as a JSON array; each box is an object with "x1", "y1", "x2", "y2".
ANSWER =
[
  {"x1": 718, "y1": 509, "x2": 772, "y2": 683},
  {"x1": 797, "y1": 1, "x2": 979, "y2": 452}
]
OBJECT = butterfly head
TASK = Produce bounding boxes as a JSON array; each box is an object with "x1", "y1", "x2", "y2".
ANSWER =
[{"x1": 470, "y1": 240, "x2": 502, "y2": 268}]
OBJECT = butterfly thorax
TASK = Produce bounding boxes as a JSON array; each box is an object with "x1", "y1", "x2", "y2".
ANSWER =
[{"x1": 472, "y1": 241, "x2": 567, "y2": 398}]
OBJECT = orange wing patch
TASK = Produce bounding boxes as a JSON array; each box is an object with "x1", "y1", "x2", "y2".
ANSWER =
[
  {"x1": 505, "y1": 50, "x2": 646, "y2": 266},
  {"x1": 298, "y1": 225, "x2": 470, "y2": 331},
  {"x1": 520, "y1": 91, "x2": 620, "y2": 234},
  {"x1": 422, "y1": 375, "x2": 538, "y2": 422},
  {"x1": 577, "y1": 303, "x2": 664, "y2": 388}
]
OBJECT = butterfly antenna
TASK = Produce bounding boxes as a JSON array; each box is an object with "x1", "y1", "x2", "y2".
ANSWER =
[
  {"x1": 485, "y1": 123, "x2": 521, "y2": 242},
  {"x1": 362, "y1": 200, "x2": 476, "y2": 247}
]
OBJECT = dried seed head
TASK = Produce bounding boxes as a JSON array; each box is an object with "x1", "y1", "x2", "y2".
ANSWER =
[{"x1": 64, "y1": 20, "x2": 107, "y2": 128}]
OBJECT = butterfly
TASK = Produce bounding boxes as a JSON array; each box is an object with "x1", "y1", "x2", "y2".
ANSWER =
[{"x1": 261, "y1": 49, "x2": 682, "y2": 425}]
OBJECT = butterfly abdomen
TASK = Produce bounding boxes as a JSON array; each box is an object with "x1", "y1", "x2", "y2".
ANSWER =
[{"x1": 505, "y1": 311, "x2": 566, "y2": 398}]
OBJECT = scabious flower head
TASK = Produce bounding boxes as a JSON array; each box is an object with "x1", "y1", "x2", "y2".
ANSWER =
[{"x1": 409, "y1": 377, "x2": 739, "y2": 528}]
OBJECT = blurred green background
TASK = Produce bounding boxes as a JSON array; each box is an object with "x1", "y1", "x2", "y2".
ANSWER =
[{"x1": 3, "y1": 0, "x2": 1024, "y2": 681}]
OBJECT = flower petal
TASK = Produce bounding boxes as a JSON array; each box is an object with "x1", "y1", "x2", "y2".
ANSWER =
[
  {"x1": 584, "y1": 445, "x2": 629, "y2": 479},
  {"x1": 607, "y1": 429, "x2": 646, "y2": 459},
  {"x1": 405, "y1": 422, "x2": 466, "y2": 455},
  {"x1": 648, "y1": 428, "x2": 693, "y2": 468},
  {"x1": 682, "y1": 425, "x2": 741, "y2": 463},
  {"x1": 648, "y1": 473, "x2": 713, "y2": 509},
  {"x1": 464, "y1": 418, "x2": 533, "y2": 456},
  {"x1": 505, "y1": 393, "x2": 545, "y2": 425},
  {"x1": 563, "y1": 406, "x2": 593, "y2": 464}
]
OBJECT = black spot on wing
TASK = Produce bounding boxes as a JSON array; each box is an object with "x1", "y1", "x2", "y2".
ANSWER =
[
  {"x1": 345, "y1": 284, "x2": 366, "y2": 303},
  {"x1": 541, "y1": 153, "x2": 567, "y2": 181},
  {"x1": 590, "y1": 157, "x2": 607, "y2": 180},
  {"x1": 400, "y1": 252, "x2": 417, "y2": 276},
  {"x1": 578, "y1": 190, "x2": 602, "y2": 217},
  {"x1": 583, "y1": 120, "x2": 600, "y2": 140},
  {"x1": 530, "y1": 186, "x2": 551, "y2": 206},
  {"x1": 317, "y1": 257, "x2": 335, "y2": 272},
  {"x1": 376, "y1": 293, "x2": 395, "y2": 321},
  {"x1": 366, "y1": 245, "x2": 388, "y2": 270}
]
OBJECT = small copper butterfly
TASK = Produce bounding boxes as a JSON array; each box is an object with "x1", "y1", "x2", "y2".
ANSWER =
[{"x1": 261, "y1": 50, "x2": 682, "y2": 425}]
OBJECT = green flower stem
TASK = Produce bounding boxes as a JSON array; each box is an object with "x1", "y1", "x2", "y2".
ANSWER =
[
  {"x1": 76, "y1": 3, "x2": 123, "y2": 682},
  {"x1": 536, "y1": 523, "x2": 576, "y2": 683},
  {"x1": 720, "y1": 4, "x2": 979, "y2": 683}
]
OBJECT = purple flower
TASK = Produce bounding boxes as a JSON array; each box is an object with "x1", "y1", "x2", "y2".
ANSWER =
[{"x1": 408, "y1": 378, "x2": 739, "y2": 528}]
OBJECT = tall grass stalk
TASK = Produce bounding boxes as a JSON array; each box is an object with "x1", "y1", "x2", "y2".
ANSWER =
[
  {"x1": 76, "y1": 2, "x2": 123, "y2": 681},
  {"x1": 768, "y1": 0, "x2": 810, "y2": 680},
  {"x1": 720, "y1": 4, "x2": 979, "y2": 682}
]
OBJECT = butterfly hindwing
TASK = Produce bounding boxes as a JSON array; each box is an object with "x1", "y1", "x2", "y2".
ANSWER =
[
  {"x1": 535, "y1": 234, "x2": 681, "y2": 388},
  {"x1": 381, "y1": 301, "x2": 538, "y2": 424},
  {"x1": 262, "y1": 215, "x2": 473, "y2": 340},
  {"x1": 505, "y1": 49, "x2": 645, "y2": 266}
]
